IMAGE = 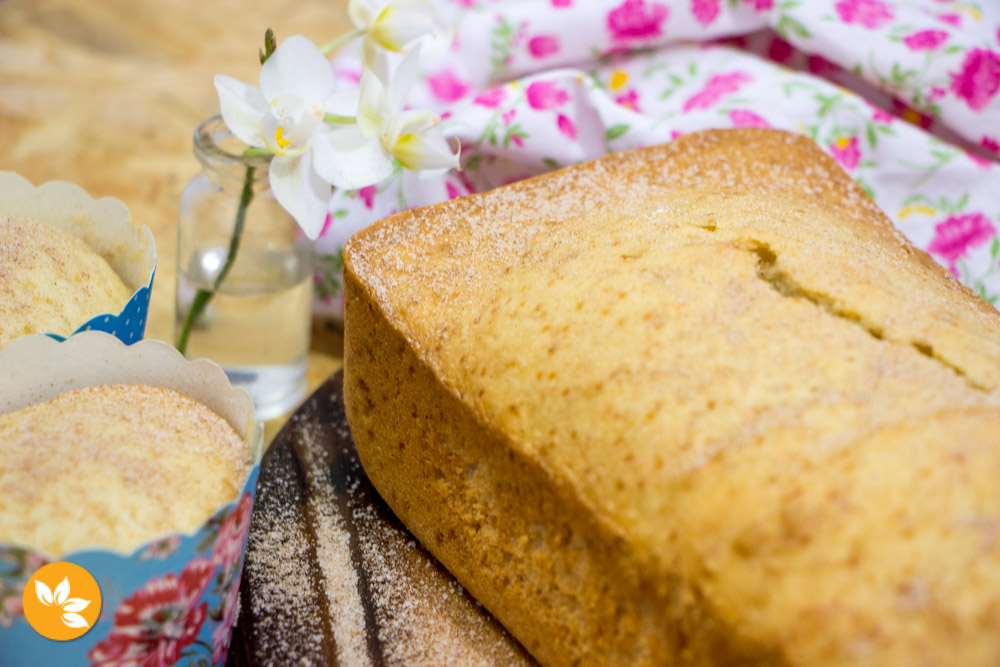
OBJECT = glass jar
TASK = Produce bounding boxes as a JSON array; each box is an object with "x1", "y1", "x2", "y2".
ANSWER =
[{"x1": 176, "y1": 115, "x2": 314, "y2": 420}]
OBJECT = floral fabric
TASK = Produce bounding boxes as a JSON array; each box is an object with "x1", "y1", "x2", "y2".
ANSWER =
[{"x1": 315, "y1": 0, "x2": 1000, "y2": 315}]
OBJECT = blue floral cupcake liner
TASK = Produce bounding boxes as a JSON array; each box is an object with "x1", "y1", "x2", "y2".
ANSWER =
[{"x1": 0, "y1": 333, "x2": 262, "y2": 667}]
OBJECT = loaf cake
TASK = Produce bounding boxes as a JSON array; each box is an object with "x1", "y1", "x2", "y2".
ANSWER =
[
  {"x1": 342, "y1": 129, "x2": 1000, "y2": 665},
  {"x1": 0, "y1": 214, "x2": 132, "y2": 347},
  {"x1": 0, "y1": 384, "x2": 252, "y2": 556}
]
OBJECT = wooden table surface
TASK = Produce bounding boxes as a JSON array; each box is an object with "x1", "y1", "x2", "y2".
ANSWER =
[{"x1": 1, "y1": 0, "x2": 353, "y2": 436}]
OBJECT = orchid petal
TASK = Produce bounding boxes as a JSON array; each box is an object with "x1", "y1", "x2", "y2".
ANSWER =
[
  {"x1": 370, "y1": 0, "x2": 437, "y2": 53},
  {"x1": 215, "y1": 75, "x2": 267, "y2": 148},
  {"x1": 269, "y1": 153, "x2": 331, "y2": 240},
  {"x1": 387, "y1": 108, "x2": 436, "y2": 145},
  {"x1": 386, "y1": 46, "x2": 421, "y2": 114},
  {"x1": 357, "y1": 70, "x2": 386, "y2": 138},
  {"x1": 325, "y1": 90, "x2": 360, "y2": 117},
  {"x1": 261, "y1": 96, "x2": 323, "y2": 157},
  {"x1": 348, "y1": 0, "x2": 378, "y2": 30},
  {"x1": 260, "y1": 35, "x2": 335, "y2": 104},
  {"x1": 366, "y1": 49, "x2": 390, "y2": 89},
  {"x1": 391, "y1": 128, "x2": 459, "y2": 171},
  {"x1": 313, "y1": 126, "x2": 394, "y2": 190}
]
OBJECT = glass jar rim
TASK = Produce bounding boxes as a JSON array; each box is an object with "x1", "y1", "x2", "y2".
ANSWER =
[{"x1": 193, "y1": 115, "x2": 273, "y2": 177}]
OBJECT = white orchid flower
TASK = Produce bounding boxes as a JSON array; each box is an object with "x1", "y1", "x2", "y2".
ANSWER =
[
  {"x1": 347, "y1": 0, "x2": 447, "y2": 64},
  {"x1": 215, "y1": 35, "x2": 354, "y2": 239},
  {"x1": 319, "y1": 48, "x2": 460, "y2": 189}
]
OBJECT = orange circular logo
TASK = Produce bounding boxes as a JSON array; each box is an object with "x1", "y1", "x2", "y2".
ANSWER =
[{"x1": 23, "y1": 562, "x2": 102, "y2": 641}]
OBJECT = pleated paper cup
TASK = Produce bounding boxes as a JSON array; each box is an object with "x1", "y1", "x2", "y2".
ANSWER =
[
  {"x1": 0, "y1": 332, "x2": 263, "y2": 667},
  {"x1": 0, "y1": 171, "x2": 156, "y2": 346}
]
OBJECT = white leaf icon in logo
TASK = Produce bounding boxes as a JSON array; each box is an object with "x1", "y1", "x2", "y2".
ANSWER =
[
  {"x1": 34, "y1": 576, "x2": 93, "y2": 629},
  {"x1": 54, "y1": 578, "x2": 70, "y2": 606},
  {"x1": 61, "y1": 613, "x2": 90, "y2": 629},
  {"x1": 35, "y1": 580, "x2": 54, "y2": 606},
  {"x1": 63, "y1": 598, "x2": 91, "y2": 613}
]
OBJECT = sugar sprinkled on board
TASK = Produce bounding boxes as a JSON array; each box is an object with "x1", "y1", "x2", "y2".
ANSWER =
[
  {"x1": 241, "y1": 472, "x2": 328, "y2": 663},
  {"x1": 295, "y1": 416, "x2": 535, "y2": 666},
  {"x1": 296, "y1": 427, "x2": 370, "y2": 666},
  {"x1": 351, "y1": 488, "x2": 533, "y2": 665},
  {"x1": 240, "y1": 385, "x2": 535, "y2": 666}
]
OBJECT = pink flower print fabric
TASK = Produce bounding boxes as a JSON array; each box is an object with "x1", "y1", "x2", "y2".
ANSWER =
[
  {"x1": 903, "y1": 29, "x2": 949, "y2": 51},
  {"x1": 683, "y1": 72, "x2": 752, "y2": 111},
  {"x1": 314, "y1": 0, "x2": 1000, "y2": 318},
  {"x1": 607, "y1": 0, "x2": 670, "y2": 42},
  {"x1": 950, "y1": 48, "x2": 1000, "y2": 111},
  {"x1": 557, "y1": 114, "x2": 577, "y2": 139},
  {"x1": 526, "y1": 80, "x2": 569, "y2": 110},
  {"x1": 927, "y1": 212, "x2": 996, "y2": 277},
  {"x1": 830, "y1": 136, "x2": 862, "y2": 170},
  {"x1": 427, "y1": 69, "x2": 471, "y2": 102},
  {"x1": 615, "y1": 89, "x2": 642, "y2": 112},
  {"x1": 835, "y1": 0, "x2": 895, "y2": 29},
  {"x1": 528, "y1": 34, "x2": 560, "y2": 58},
  {"x1": 730, "y1": 109, "x2": 771, "y2": 127},
  {"x1": 474, "y1": 87, "x2": 507, "y2": 108},
  {"x1": 692, "y1": 0, "x2": 720, "y2": 27}
]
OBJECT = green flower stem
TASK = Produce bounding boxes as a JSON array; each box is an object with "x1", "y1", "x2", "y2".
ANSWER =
[
  {"x1": 324, "y1": 113, "x2": 356, "y2": 124},
  {"x1": 319, "y1": 28, "x2": 365, "y2": 55},
  {"x1": 175, "y1": 163, "x2": 256, "y2": 355}
]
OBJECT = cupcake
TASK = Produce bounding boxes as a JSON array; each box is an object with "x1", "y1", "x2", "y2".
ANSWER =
[
  {"x1": 0, "y1": 172, "x2": 156, "y2": 347},
  {"x1": 0, "y1": 332, "x2": 262, "y2": 666}
]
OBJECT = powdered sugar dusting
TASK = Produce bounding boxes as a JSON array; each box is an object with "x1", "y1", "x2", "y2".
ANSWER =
[
  {"x1": 243, "y1": 477, "x2": 329, "y2": 663},
  {"x1": 344, "y1": 130, "x2": 887, "y2": 326},
  {"x1": 235, "y1": 374, "x2": 534, "y2": 665},
  {"x1": 296, "y1": 426, "x2": 370, "y2": 666},
  {"x1": 351, "y1": 470, "x2": 533, "y2": 666}
]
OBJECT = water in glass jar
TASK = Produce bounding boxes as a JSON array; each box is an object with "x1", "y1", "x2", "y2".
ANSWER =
[{"x1": 177, "y1": 245, "x2": 312, "y2": 420}]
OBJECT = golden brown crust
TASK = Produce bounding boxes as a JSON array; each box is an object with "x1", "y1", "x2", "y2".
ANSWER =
[
  {"x1": 344, "y1": 281, "x2": 789, "y2": 666},
  {"x1": 343, "y1": 129, "x2": 1000, "y2": 665}
]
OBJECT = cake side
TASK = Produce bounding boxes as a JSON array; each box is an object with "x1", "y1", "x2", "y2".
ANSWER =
[
  {"x1": 343, "y1": 272, "x2": 786, "y2": 665},
  {"x1": 344, "y1": 129, "x2": 1000, "y2": 664}
]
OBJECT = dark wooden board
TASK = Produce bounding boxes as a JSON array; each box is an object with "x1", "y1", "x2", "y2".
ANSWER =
[{"x1": 227, "y1": 371, "x2": 535, "y2": 666}]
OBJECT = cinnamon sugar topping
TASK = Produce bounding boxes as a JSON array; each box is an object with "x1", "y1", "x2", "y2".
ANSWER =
[{"x1": 0, "y1": 384, "x2": 251, "y2": 557}]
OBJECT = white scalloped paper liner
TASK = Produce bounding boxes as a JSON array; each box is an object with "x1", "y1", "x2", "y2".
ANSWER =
[
  {"x1": 0, "y1": 331, "x2": 260, "y2": 462},
  {"x1": 0, "y1": 171, "x2": 155, "y2": 291}
]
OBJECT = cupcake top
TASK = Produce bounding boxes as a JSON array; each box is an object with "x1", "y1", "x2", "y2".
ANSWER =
[
  {"x1": 0, "y1": 215, "x2": 132, "y2": 348},
  {"x1": 0, "y1": 384, "x2": 252, "y2": 557}
]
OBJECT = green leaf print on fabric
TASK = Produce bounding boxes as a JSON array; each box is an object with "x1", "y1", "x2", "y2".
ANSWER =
[
  {"x1": 315, "y1": 248, "x2": 345, "y2": 304},
  {"x1": 606, "y1": 124, "x2": 630, "y2": 140},
  {"x1": 490, "y1": 15, "x2": 522, "y2": 81}
]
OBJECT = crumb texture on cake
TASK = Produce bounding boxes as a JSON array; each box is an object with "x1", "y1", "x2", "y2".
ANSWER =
[
  {"x1": 343, "y1": 129, "x2": 1000, "y2": 666},
  {"x1": 0, "y1": 384, "x2": 251, "y2": 556},
  {"x1": 0, "y1": 214, "x2": 131, "y2": 347}
]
